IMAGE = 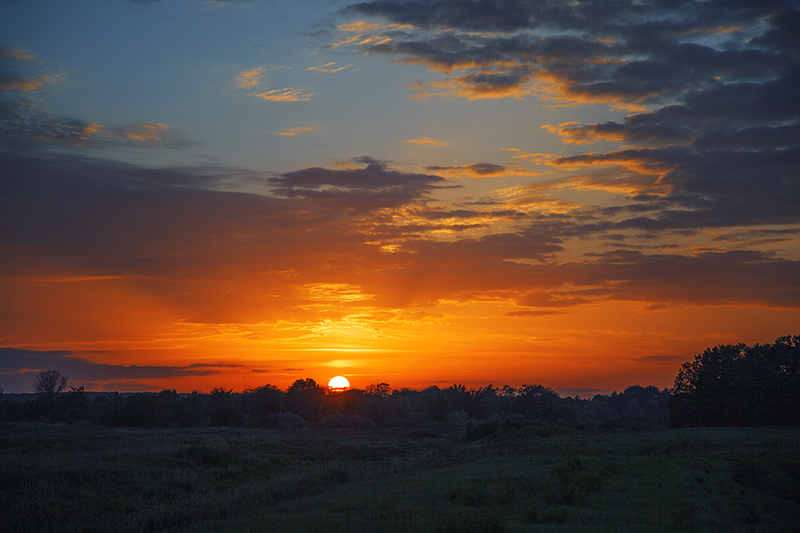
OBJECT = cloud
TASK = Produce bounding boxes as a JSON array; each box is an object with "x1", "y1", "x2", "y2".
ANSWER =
[
  {"x1": 517, "y1": 292, "x2": 593, "y2": 308},
  {"x1": 333, "y1": 0, "x2": 800, "y2": 166},
  {"x1": 251, "y1": 88, "x2": 313, "y2": 102},
  {"x1": 0, "y1": 348, "x2": 230, "y2": 393},
  {"x1": 268, "y1": 158, "x2": 452, "y2": 207},
  {"x1": 0, "y1": 52, "x2": 196, "y2": 150},
  {"x1": 1, "y1": 145, "x2": 797, "y2": 349},
  {"x1": 424, "y1": 162, "x2": 535, "y2": 178},
  {"x1": 306, "y1": 62, "x2": 352, "y2": 73},
  {"x1": 237, "y1": 67, "x2": 265, "y2": 89},
  {"x1": 272, "y1": 126, "x2": 318, "y2": 136},
  {"x1": 637, "y1": 303, "x2": 669, "y2": 313},
  {"x1": 403, "y1": 136, "x2": 451, "y2": 147},
  {"x1": 0, "y1": 49, "x2": 34, "y2": 61},
  {"x1": 332, "y1": 0, "x2": 800, "y2": 246},
  {"x1": 0, "y1": 48, "x2": 64, "y2": 93},
  {"x1": 505, "y1": 310, "x2": 567, "y2": 318}
]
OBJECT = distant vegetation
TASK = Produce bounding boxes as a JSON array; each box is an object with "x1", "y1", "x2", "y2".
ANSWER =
[
  {"x1": 1, "y1": 336, "x2": 797, "y2": 429},
  {"x1": 1, "y1": 336, "x2": 798, "y2": 532}
]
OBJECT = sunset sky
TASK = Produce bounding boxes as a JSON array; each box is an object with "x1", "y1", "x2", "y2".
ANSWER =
[{"x1": 1, "y1": 0, "x2": 798, "y2": 395}]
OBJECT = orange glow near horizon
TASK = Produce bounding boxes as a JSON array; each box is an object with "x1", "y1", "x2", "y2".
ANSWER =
[{"x1": 1, "y1": 1, "x2": 798, "y2": 397}]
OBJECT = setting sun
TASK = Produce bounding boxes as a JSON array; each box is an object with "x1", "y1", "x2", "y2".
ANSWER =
[{"x1": 328, "y1": 376, "x2": 351, "y2": 391}]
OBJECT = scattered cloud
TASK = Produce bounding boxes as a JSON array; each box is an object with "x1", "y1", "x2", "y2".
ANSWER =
[
  {"x1": 425, "y1": 162, "x2": 536, "y2": 179},
  {"x1": 272, "y1": 126, "x2": 318, "y2": 137},
  {"x1": 0, "y1": 52, "x2": 195, "y2": 150},
  {"x1": 306, "y1": 62, "x2": 352, "y2": 73},
  {"x1": 403, "y1": 137, "x2": 451, "y2": 147},
  {"x1": 0, "y1": 49, "x2": 34, "y2": 61},
  {"x1": 505, "y1": 310, "x2": 567, "y2": 318},
  {"x1": 237, "y1": 66, "x2": 265, "y2": 89},
  {"x1": 637, "y1": 303, "x2": 670, "y2": 313},
  {"x1": 251, "y1": 88, "x2": 313, "y2": 102}
]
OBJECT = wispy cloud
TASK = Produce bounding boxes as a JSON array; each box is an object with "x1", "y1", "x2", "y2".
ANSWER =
[
  {"x1": 306, "y1": 62, "x2": 352, "y2": 73},
  {"x1": 237, "y1": 66, "x2": 265, "y2": 89},
  {"x1": 251, "y1": 88, "x2": 313, "y2": 102},
  {"x1": 403, "y1": 137, "x2": 451, "y2": 147},
  {"x1": 272, "y1": 126, "x2": 318, "y2": 137},
  {"x1": 425, "y1": 162, "x2": 536, "y2": 179}
]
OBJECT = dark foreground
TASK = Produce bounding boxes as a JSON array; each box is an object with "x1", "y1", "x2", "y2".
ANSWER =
[{"x1": 1, "y1": 422, "x2": 798, "y2": 532}]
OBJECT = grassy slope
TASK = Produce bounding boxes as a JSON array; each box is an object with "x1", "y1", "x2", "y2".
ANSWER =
[{"x1": 1, "y1": 423, "x2": 797, "y2": 532}]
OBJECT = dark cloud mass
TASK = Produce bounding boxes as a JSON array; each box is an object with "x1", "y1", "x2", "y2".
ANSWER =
[
  {"x1": 337, "y1": 0, "x2": 800, "y2": 247},
  {"x1": 0, "y1": 348, "x2": 226, "y2": 392},
  {"x1": 268, "y1": 160, "x2": 451, "y2": 207}
]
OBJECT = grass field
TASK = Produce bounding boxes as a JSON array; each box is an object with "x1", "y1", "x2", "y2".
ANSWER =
[{"x1": 1, "y1": 422, "x2": 798, "y2": 532}]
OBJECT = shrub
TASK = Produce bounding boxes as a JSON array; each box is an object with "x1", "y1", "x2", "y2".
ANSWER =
[{"x1": 268, "y1": 412, "x2": 308, "y2": 429}]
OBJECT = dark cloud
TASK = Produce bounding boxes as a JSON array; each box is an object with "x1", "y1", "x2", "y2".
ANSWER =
[
  {"x1": 0, "y1": 348, "x2": 227, "y2": 393},
  {"x1": 425, "y1": 162, "x2": 507, "y2": 176},
  {"x1": 517, "y1": 292, "x2": 592, "y2": 308},
  {"x1": 1, "y1": 144, "x2": 797, "y2": 347},
  {"x1": 0, "y1": 51, "x2": 196, "y2": 150},
  {"x1": 268, "y1": 160, "x2": 453, "y2": 207},
  {"x1": 342, "y1": 0, "x2": 535, "y2": 32},
  {"x1": 337, "y1": 0, "x2": 799, "y2": 243},
  {"x1": 342, "y1": 0, "x2": 796, "y2": 102},
  {"x1": 505, "y1": 310, "x2": 567, "y2": 317}
]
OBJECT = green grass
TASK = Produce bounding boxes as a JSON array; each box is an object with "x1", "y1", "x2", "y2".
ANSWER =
[{"x1": 1, "y1": 422, "x2": 797, "y2": 532}]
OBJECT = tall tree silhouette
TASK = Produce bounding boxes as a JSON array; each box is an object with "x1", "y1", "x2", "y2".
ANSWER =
[
  {"x1": 285, "y1": 378, "x2": 324, "y2": 422},
  {"x1": 33, "y1": 369, "x2": 67, "y2": 421},
  {"x1": 670, "y1": 336, "x2": 800, "y2": 427}
]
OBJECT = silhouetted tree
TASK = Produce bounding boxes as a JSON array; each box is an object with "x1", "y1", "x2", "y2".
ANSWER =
[
  {"x1": 34, "y1": 369, "x2": 67, "y2": 397},
  {"x1": 516, "y1": 384, "x2": 565, "y2": 423},
  {"x1": 285, "y1": 378, "x2": 324, "y2": 422},
  {"x1": 247, "y1": 384, "x2": 284, "y2": 427},
  {"x1": 33, "y1": 369, "x2": 68, "y2": 421},
  {"x1": 670, "y1": 336, "x2": 800, "y2": 427},
  {"x1": 365, "y1": 383, "x2": 392, "y2": 398},
  {"x1": 62, "y1": 386, "x2": 90, "y2": 423}
]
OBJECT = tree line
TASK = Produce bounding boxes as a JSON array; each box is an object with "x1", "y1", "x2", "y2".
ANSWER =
[{"x1": 1, "y1": 336, "x2": 796, "y2": 430}]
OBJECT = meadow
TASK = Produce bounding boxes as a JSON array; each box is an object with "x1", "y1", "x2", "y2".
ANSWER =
[{"x1": 1, "y1": 421, "x2": 797, "y2": 532}]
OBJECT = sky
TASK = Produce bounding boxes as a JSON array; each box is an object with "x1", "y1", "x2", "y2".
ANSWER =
[{"x1": 1, "y1": 0, "x2": 798, "y2": 396}]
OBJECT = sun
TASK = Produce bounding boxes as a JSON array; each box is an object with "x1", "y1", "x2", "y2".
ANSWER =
[{"x1": 328, "y1": 375, "x2": 351, "y2": 391}]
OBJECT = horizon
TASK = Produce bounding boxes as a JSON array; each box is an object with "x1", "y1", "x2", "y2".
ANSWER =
[{"x1": 1, "y1": 0, "x2": 798, "y2": 396}]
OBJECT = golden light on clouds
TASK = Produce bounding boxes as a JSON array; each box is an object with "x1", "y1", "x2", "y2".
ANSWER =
[
  {"x1": 273, "y1": 127, "x2": 318, "y2": 137},
  {"x1": 237, "y1": 67, "x2": 265, "y2": 89},
  {"x1": 251, "y1": 89, "x2": 313, "y2": 102},
  {"x1": 403, "y1": 137, "x2": 452, "y2": 147}
]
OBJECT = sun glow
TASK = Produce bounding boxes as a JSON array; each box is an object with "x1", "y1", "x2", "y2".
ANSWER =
[{"x1": 328, "y1": 375, "x2": 351, "y2": 391}]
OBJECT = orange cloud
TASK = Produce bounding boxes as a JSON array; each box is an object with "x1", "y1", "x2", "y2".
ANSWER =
[
  {"x1": 121, "y1": 122, "x2": 170, "y2": 142},
  {"x1": 0, "y1": 49, "x2": 35, "y2": 61},
  {"x1": 306, "y1": 62, "x2": 352, "y2": 73},
  {"x1": 551, "y1": 150, "x2": 678, "y2": 178},
  {"x1": 403, "y1": 137, "x2": 452, "y2": 147},
  {"x1": 273, "y1": 127, "x2": 318, "y2": 137},
  {"x1": 237, "y1": 67, "x2": 265, "y2": 89},
  {"x1": 0, "y1": 73, "x2": 64, "y2": 93},
  {"x1": 251, "y1": 88, "x2": 313, "y2": 102}
]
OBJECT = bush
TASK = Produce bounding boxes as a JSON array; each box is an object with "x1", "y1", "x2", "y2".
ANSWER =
[{"x1": 268, "y1": 412, "x2": 308, "y2": 429}]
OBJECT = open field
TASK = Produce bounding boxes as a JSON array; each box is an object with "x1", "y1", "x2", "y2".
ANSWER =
[{"x1": 1, "y1": 422, "x2": 798, "y2": 532}]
